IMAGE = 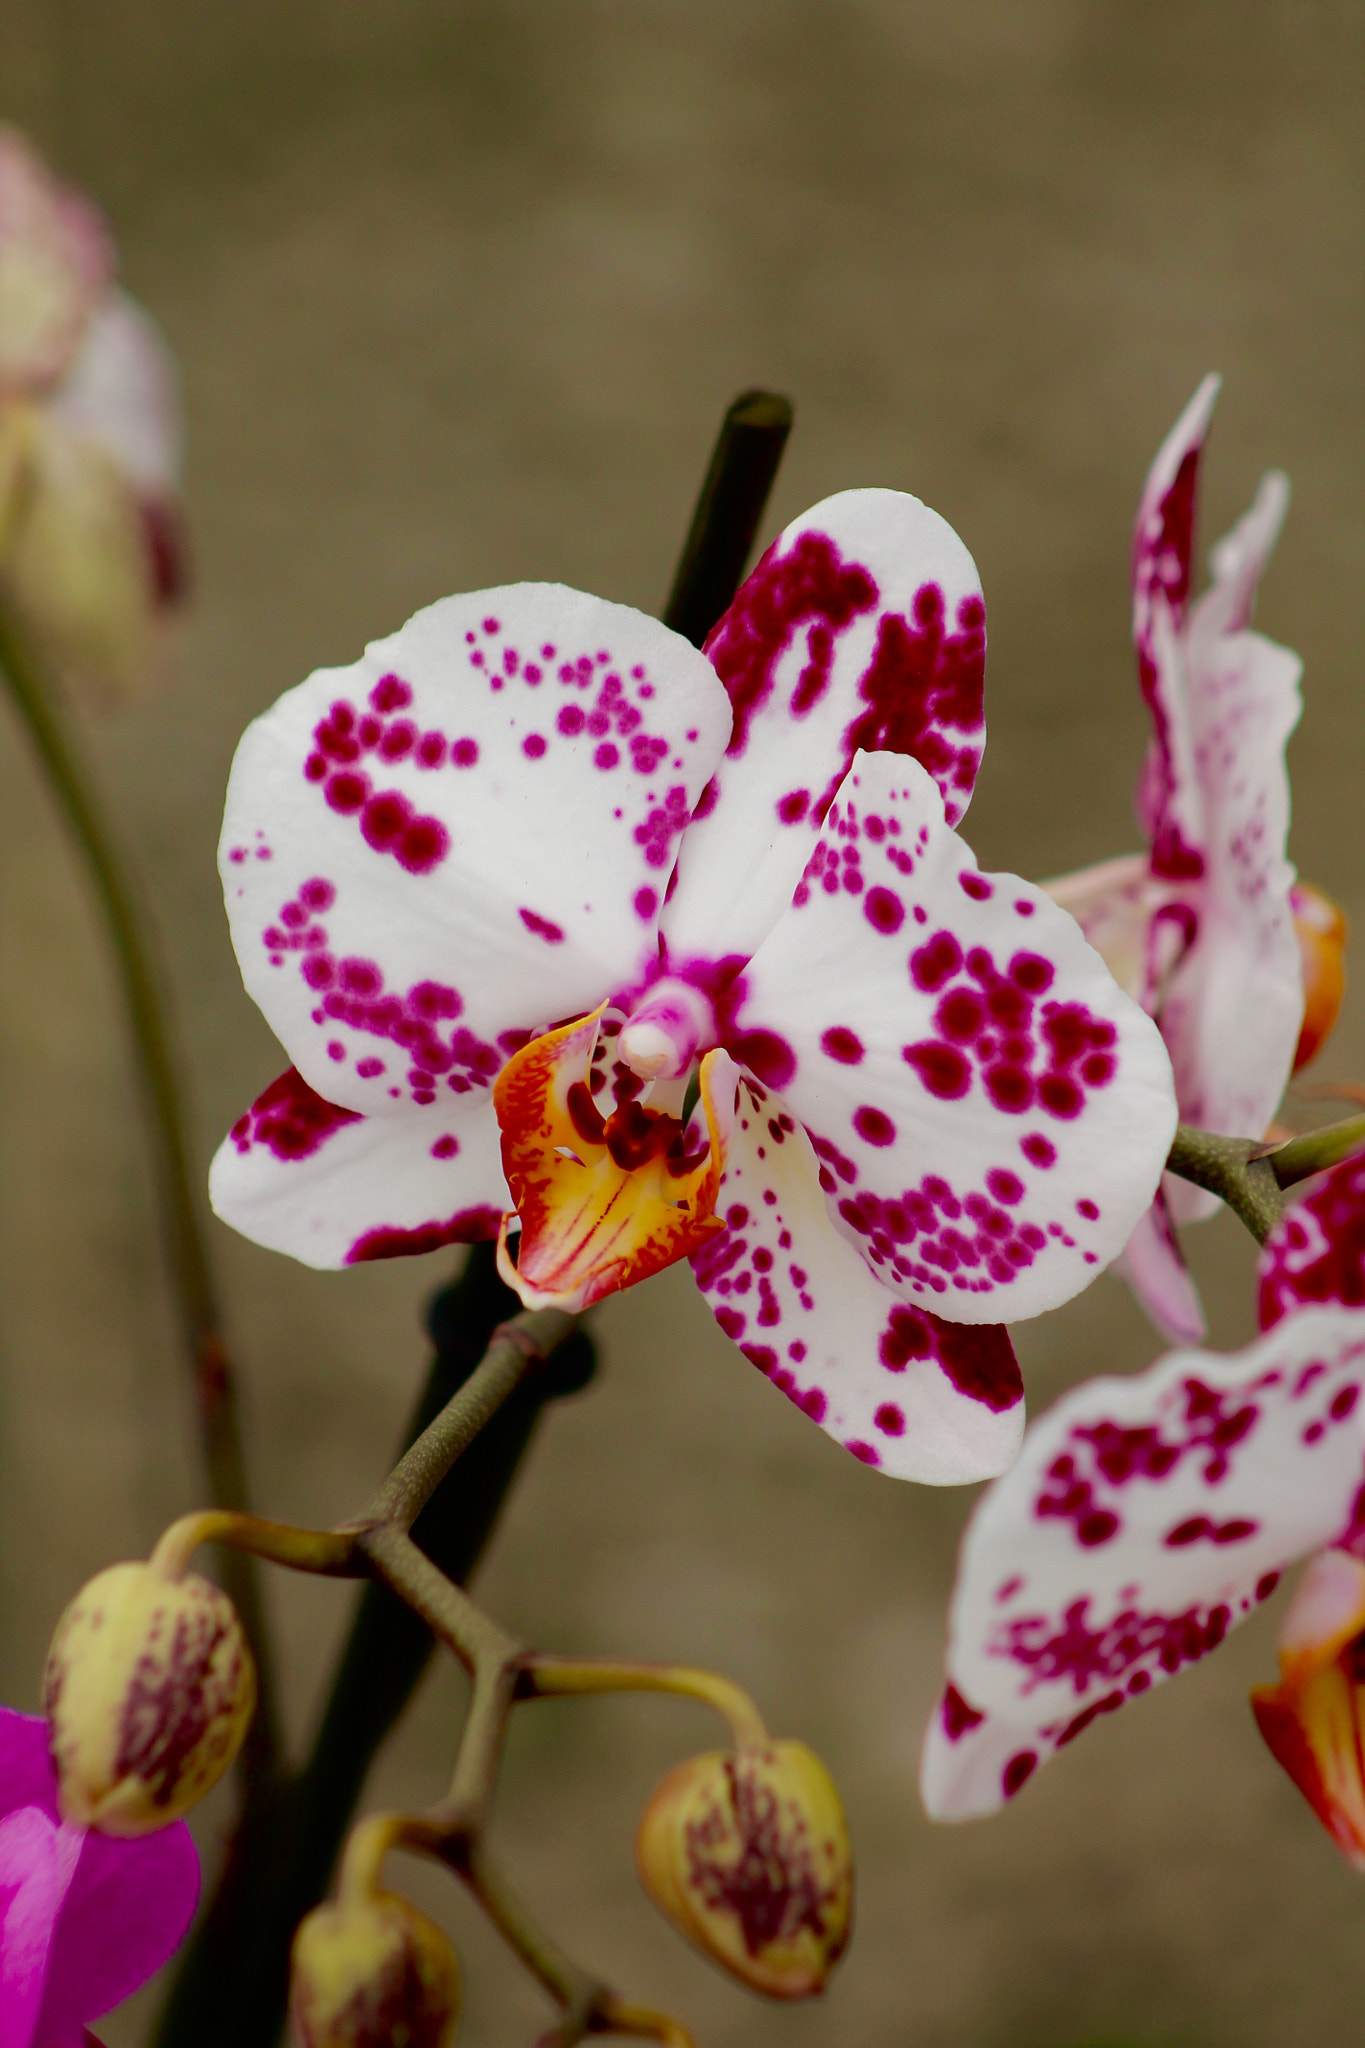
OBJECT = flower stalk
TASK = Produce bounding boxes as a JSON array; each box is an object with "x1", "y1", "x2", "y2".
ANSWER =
[{"x1": 0, "y1": 592, "x2": 281, "y2": 1788}]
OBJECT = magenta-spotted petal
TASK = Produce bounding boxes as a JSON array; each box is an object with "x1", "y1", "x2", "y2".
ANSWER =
[
  {"x1": 208, "y1": 1066, "x2": 507, "y2": 1270},
  {"x1": 1156, "y1": 620, "x2": 1301, "y2": 1223},
  {"x1": 920, "y1": 1691, "x2": 1045, "y2": 1822},
  {"x1": 1132, "y1": 375, "x2": 1219, "y2": 878},
  {"x1": 663, "y1": 489, "x2": 986, "y2": 964},
  {"x1": 729, "y1": 751, "x2": 1177, "y2": 1324},
  {"x1": 1258, "y1": 1154, "x2": 1365, "y2": 1330},
  {"x1": 923, "y1": 1308, "x2": 1365, "y2": 1818},
  {"x1": 1113, "y1": 1194, "x2": 1206, "y2": 1346},
  {"x1": 690, "y1": 1070, "x2": 1023, "y2": 1483},
  {"x1": 220, "y1": 586, "x2": 731, "y2": 1116}
]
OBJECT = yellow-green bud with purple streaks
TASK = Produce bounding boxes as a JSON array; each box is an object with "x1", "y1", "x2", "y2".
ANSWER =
[
  {"x1": 44, "y1": 1560, "x2": 255, "y2": 1834},
  {"x1": 291, "y1": 1892, "x2": 461, "y2": 2048},
  {"x1": 636, "y1": 1739, "x2": 853, "y2": 1999}
]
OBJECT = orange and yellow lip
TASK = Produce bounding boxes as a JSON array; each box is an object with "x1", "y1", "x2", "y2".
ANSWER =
[
  {"x1": 493, "y1": 1005, "x2": 737, "y2": 1313},
  {"x1": 1251, "y1": 1549, "x2": 1365, "y2": 1871}
]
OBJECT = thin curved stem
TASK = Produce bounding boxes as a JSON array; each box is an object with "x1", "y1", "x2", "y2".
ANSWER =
[
  {"x1": 521, "y1": 1655, "x2": 769, "y2": 1748},
  {"x1": 0, "y1": 596, "x2": 280, "y2": 1784}
]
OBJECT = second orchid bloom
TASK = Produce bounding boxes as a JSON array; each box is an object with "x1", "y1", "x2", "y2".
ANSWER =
[{"x1": 211, "y1": 488, "x2": 1177, "y2": 1485}]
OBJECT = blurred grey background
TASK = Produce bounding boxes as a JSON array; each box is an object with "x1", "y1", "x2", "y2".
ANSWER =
[{"x1": 1, "y1": 3, "x2": 1362, "y2": 2043}]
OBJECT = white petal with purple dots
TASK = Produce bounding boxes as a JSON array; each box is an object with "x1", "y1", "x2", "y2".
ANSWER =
[
  {"x1": 922, "y1": 1307, "x2": 1365, "y2": 1818},
  {"x1": 690, "y1": 1072, "x2": 1024, "y2": 1483},
  {"x1": 208, "y1": 1066, "x2": 508, "y2": 1270},
  {"x1": 663, "y1": 489, "x2": 987, "y2": 966},
  {"x1": 729, "y1": 751, "x2": 1178, "y2": 1324},
  {"x1": 220, "y1": 585, "x2": 731, "y2": 1118}
]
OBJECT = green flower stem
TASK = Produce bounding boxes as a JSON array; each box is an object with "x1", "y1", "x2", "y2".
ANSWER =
[
  {"x1": 521, "y1": 1654, "x2": 770, "y2": 1749},
  {"x1": 0, "y1": 596, "x2": 281, "y2": 1787},
  {"x1": 1165, "y1": 1123, "x2": 1286, "y2": 1244},
  {"x1": 662, "y1": 388, "x2": 793, "y2": 648},
  {"x1": 1258, "y1": 1112, "x2": 1365, "y2": 1189},
  {"x1": 356, "y1": 1305, "x2": 578, "y2": 1532}
]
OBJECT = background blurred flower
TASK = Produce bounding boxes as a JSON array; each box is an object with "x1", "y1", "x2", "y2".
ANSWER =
[
  {"x1": 0, "y1": 125, "x2": 186, "y2": 710},
  {"x1": 0, "y1": 1704, "x2": 198, "y2": 2046},
  {"x1": 922, "y1": 1150, "x2": 1365, "y2": 1867},
  {"x1": 1045, "y1": 376, "x2": 1318, "y2": 1342}
]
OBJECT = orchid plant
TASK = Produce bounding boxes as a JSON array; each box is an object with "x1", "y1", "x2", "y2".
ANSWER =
[{"x1": 2, "y1": 121, "x2": 1362, "y2": 2048}]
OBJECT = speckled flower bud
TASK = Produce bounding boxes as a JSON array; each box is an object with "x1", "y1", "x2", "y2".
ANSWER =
[
  {"x1": 636, "y1": 1740, "x2": 853, "y2": 1999},
  {"x1": 44, "y1": 1560, "x2": 255, "y2": 1834},
  {"x1": 291, "y1": 1893, "x2": 461, "y2": 2048}
]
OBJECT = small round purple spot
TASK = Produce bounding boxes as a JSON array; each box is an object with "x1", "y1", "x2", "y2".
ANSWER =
[
  {"x1": 864, "y1": 885, "x2": 905, "y2": 935},
  {"x1": 594, "y1": 742, "x2": 619, "y2": 770},
  {"x1": 451, "y1": 738, "x2": 479, "y2": 768},
  {"x1": 853, "y1": 1105, "x2": 896, "y2": 1147},
  {"x1": 821, "y1": 1027, "x2": 864, "y2": 1066},
  {"x1": 431, "y1": 1134, "x2": 459, "y2": 1160},
  {"x1": 522, "y1": 734, "x2": 547, "y2": 759}
]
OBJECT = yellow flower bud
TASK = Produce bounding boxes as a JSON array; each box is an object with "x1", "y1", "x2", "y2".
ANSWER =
[
  {"x1": 290, "y1": 1893, "x2": 461, "y2": 2048},
  {"x1": 636, "y1": 1740, "x2": 852, "y2": 1999},
  {"x1": 44, "y1": 1560, "x2": 255, "y2": 1834}
]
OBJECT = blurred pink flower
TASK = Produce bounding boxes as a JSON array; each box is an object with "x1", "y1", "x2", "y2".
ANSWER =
[
  {"x1": 922, "y1": 1151, "x2": 1365, "y2": 1870},
  {"x1": 0, "y1": 1705, "x2": 198, "y2": 2046},
  {"x1": 1045, "y1": 377, "x2": 1307, "y2": 1342},
  {"x1": 0, "y1": 126, "x2": 186, "y2": 709}
]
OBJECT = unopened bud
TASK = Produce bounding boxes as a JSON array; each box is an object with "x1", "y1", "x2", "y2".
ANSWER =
[
  {"x1": 636, "y1": 1740, "x2": 852, "y2": 1999},
  {"x1": 44, "y1": 1560, "x2": 254, "y2": 1834},
  {"x1": 291, "y1": 1892, "x2": 461, "y2": 2048}
]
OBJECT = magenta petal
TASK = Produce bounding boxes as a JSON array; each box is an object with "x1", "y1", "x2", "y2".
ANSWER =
[
  {"x1": 36, "y1": 1821, "x2": 198, "y2": 2036},
  {"x1": 0, "y1": 1716, "x2": 59, "y2": 1825},
  {"x1": 0, "y1": 1809, "x2": 76, "y2": 2048},
  {"x1": 1258, "y1": 1153, "x2": 1365, "y2": 1330}
]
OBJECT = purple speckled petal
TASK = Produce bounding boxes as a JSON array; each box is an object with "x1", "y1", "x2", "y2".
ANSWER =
[
  {"x1": 1112, "y1": 1194, "x2": 1206, "y2": 1346},
  {"x1": 209, "y1": 1066, "x2": 507, "y2": 1270},
  {"x1": 220, "y1": 586, "x2": 731, "y2": 1119},
  {"x1": 729, "y1": 751, "x2": 1177, "y2": 1325},
  {"x1": 45, "y1": 291, "x2": 181, "y2": 498},
  {"x1": 1157, "y1": 566, "x2": 1302, "y2": 1226},
  {"x1": 1132, "y1": 375, "x2": 1219, "y2": 878},
  {"x1": 925, "y1": 1307, "x2": 1365, "y2": 1817},
  {"x1": 663, "y1": 489, "x2": 986, "y2": 965},
  {"x1": 920, "y1": 1690, "x2": 1044, "y2": 1822},
  {"x1": 1258, "y1": 1154, "x2": 1365, "y2": 1331},
  {"x1": 690, "y1": 1070, "x2": 1024, "y2": 1483}
]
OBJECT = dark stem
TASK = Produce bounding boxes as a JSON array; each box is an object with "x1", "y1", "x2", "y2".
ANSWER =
[
  {"x1": 155, "y1": 387, "x2": 796, "y2": 2042},
  {"x1": 152, "y1": 1245, "x2": 596, "y2": 2048},
  {"x1": 0, "y1": 599, "x2": 280, "y2": 1787},
  {"x1": 662, "y1": 388, "x2": 794, "y2": 647}
]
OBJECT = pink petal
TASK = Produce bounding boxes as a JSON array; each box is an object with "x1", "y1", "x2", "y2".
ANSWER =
[
  {"x1": 0, "y1": 1808, "x2": 76, "y2": 2048},
  {"x1": 1258, "y1": 1153, "x2": 1365, "y2": 1330},
  {"x1": 664, "y1": 489, "x2": 986, "y2": 964},
  {"x1": 0, "y1": 128, "x2": 111, "y2": 395},
  {"x1": 929, "y1": 1307, "x2": 1365, "y2": 1814},
  {"x1": 209, "y1": 1066, "x2": 507, "y2": 1269},
  {"x1": 690, "y1": 1070, "x2": 1023, "y2": 1483},
  {"x1": 219, "y1": 586, "x2": 731, "y2": 1118},
  {"x1": 1112, "y1": 1194, "x2": 1206, "y2": 1345},
  {"x1": 0, "y1": 1711, "x2": 198, "y2": 2036},
  {"x1": 728, "y1": 751, "x2": 1177, "y2": 1324},
  {"x1": 46, "y1": 289, "x2": 183, "y2": 497},
  {"x1": 1132, "y1": 375, "x2": 1220, "y2": 878},
  {"x1": 39, "y1": 1816, "x2": 197, "y2": 2036}
]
